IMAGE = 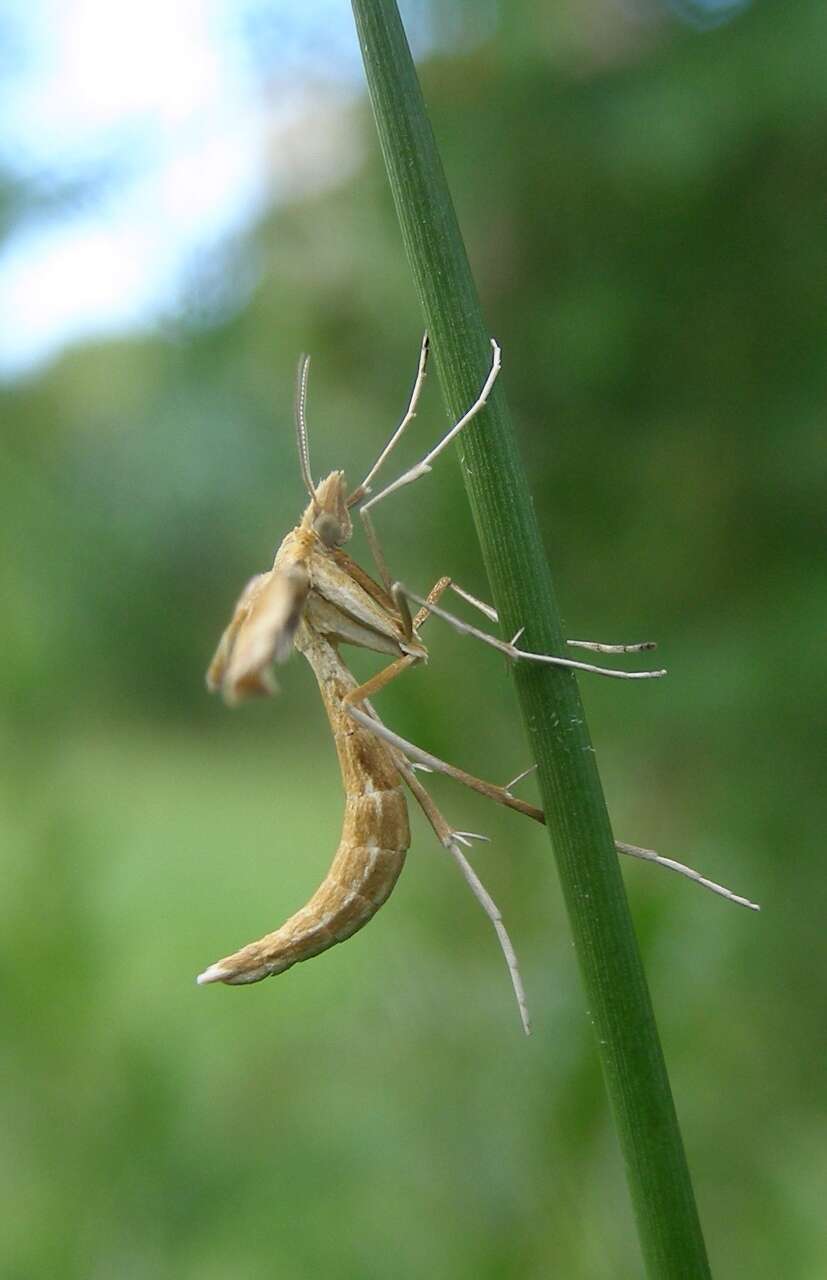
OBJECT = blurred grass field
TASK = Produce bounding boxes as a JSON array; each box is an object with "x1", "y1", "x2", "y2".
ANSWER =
[
  {"x1": 2, "y1": 1, "x2": 826, "y2": 1275},
  {"x1": 4, "y1": 716, "x2": 815, "y2": 1279}
]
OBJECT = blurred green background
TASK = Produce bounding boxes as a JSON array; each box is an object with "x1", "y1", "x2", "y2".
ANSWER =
[{"x1": 2, "y1": 1, "x2": 825, "y2": 1276}]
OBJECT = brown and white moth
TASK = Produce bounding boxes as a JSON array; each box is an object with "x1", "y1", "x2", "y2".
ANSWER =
[{"x1": 198, "y1": 337, "x2": 758, "y2": 1034}]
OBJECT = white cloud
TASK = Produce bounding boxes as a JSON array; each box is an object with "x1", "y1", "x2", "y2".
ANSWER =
[{"x1": 0, "y1": 0, "x2": 364, "y2": 376}]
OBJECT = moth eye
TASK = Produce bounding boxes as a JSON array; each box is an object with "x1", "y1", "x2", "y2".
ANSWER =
[{"x1": 313, "y1": 512, "x2": 342, "y2": 547}]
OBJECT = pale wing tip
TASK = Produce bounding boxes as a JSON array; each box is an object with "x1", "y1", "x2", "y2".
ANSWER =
[{"x1": 196, "y1": 963, "x2": 232, "y2": 986}]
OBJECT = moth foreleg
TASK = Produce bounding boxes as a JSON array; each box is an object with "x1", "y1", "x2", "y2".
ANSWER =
[
  {"x1": 361, "y1": 339, "x2": 501, "y2": 515},
  {"x1": 349, "y1": 332, "x2": 430, "y2": 509}
]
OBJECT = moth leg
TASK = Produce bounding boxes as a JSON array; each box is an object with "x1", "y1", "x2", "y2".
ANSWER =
[
  {"x1": 615, "y1": 843, "x2": 759, "y2": 910},
  {"x1": 344, "y1": 688, "x2": 529, "y2": 1033},
  {"x1": 348, "y1": 332, "x2": 430, "y2": 509},
  {"x1": 361, "y1": 339, "x2": 501, "y2": 515},
  {"x1": 346, "y1": 706, "x2": 759, "y2": 911},
  {"x1": 358, "y1": 492, "x2": 452, "y2": 624},
  {"x1": 397, "y1": 586, "x2": 667, "y2": 681},
  {"x1": 383, "y1": 737, "x2": 530, "y2": 1035},
  {"x1": 447, "y1": 581, "x2": 498, "y2": 623},
  {"x1": 346, "y1": 703, "x2": 542, "y2": 823},
  {"x1": 359, "y1": 507, "x2": 393, "y2": 593},
  {"x1": 503, "y1": 764, "x2": 538, "y2": 792},
  {"x1": 408, "y1": 575, "x2": 453, "y2": 631},
  {"x1": 344, "y1": 655, "x2": 417, "y2": 709},
  {"x1": 567, "y1": 639, "x2": 657, "y2": 654},
  {"x1": 342, "y1": 576, "x2": 455, "y2": 710},
  {"x1": 449, "y1": 583, "x2": 657, "y2": 653}
]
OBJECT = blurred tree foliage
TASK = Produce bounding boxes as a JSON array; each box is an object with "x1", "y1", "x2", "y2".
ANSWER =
[{"x1": 1, "y1": 2, "x2": 825, "y2": 1277}]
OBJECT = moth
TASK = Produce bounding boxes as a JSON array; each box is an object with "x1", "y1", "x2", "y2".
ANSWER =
[{"x1": 199, "y1": 336, "x2": 758, "y2": 1033}]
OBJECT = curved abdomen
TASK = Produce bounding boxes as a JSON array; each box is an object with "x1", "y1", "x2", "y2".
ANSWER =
[{"x1": 197, "y1": 637, "x2": 409, "y2": 986}]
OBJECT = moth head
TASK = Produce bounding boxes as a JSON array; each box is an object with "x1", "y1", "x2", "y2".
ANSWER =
[{"x1": 305, "y1": 470, "x2": 352, "y2": 547}]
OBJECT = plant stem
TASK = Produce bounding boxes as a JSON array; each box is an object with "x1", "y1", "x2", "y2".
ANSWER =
[{"x1": 351, "y1": 2, "x2": 712, "y2": 1275}]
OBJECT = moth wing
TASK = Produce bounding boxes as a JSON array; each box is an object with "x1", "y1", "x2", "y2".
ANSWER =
[
  {"x1": 207, "y1": 567, "x2": 309, "y2": 705},
  {"x1": 206, "y1": 573, "x2": 268, "y2": 694}
]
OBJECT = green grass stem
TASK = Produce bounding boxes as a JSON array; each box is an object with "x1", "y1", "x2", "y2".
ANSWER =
[{"x1": 351, "y1": 3, "x2": 712, "y2": 1275}]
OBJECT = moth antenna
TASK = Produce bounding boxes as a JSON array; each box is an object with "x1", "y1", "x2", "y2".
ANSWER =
[{"x1": 295, "y1": 353, "x2": 319, "y2": 510}]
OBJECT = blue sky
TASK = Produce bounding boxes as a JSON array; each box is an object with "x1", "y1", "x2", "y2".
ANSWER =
[
  {"x1": 0, "y1": 1, "x2": 375, "y2": 376},
  {"x1": 0, "y1": 0, "x2": 742, "y2": 378}
]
